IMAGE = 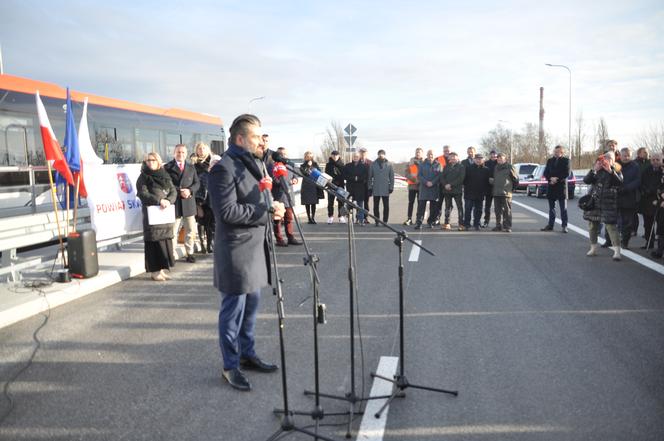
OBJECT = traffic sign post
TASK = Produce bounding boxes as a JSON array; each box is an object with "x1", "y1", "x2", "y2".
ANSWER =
[{"x1": 343, "y1": 124, "x2": 357, "y2": 161}]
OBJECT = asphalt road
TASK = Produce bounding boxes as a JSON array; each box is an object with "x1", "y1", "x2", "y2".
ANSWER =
[{"x1": 1, "y1": 189, "x2": 663, "y2": 441}]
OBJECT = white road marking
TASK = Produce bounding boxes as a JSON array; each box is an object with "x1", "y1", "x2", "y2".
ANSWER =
[
  {"x1": 512, "y1": 200, "x2": 664, "y2": 276},
  {"x1": 356, "y1": 356, "x2": 399, "y2": 441},
  {"x1": 408, "y1": 240, "x2": 422, "y2": 262}
]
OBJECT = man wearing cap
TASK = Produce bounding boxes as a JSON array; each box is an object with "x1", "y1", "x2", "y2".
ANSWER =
[
  {"x1": 483, "y1": 150, "x2": 498, "y2": 227},
  {"x1": 432, "y1": 146, "x2": 449, "y2": 225},
  {"x1": 440, "y1": 152, "x2": 466, "y2": 230},
  {"x1": 359, "y1": 147, "x2": 372, "y2": 220},
  {"x1": 368, "y1": 149, "x2": 395, "y2": 225},
  {"x1": 325, "y1": 150, "x2": 346, "y2": 223}
]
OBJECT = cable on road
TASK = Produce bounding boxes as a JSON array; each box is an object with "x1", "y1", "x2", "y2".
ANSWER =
[{"x1": 0, "y1": 272, "x2": 54, "y2": 426}]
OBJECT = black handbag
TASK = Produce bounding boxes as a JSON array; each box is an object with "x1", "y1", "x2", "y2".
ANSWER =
[{"x1": 578, "y1": 193, "x2": 597, "y2": 211}]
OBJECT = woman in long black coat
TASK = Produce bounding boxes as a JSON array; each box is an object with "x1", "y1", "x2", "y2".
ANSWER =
[
  {"x1": 300, "y1": 151, "x2": 322, "y2": 224},
  {"x1": 136, "y1": 152, "x2": 178, "y2": 281},
  {"x1": 583, "y1": 152, "x2": 623, "y2": 260}
]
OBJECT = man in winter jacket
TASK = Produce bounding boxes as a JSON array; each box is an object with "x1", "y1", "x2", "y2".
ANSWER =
[
  {"x1": 325, "y1": 150, "x2": 346, "y2": 223},
  {"x1": 463, "y1": 154, "x2": 491, "y2": 230},
  {"x1": 359, "y1": 147, "x2": 372, "y2": 216},
  {"x1": 369, "y1": 149, "x2": 395, "y2": 225},
  {"x1": 440, "y1": 152, "x2": 466, "y2": 230},
  {"x1": 540, "y1": 145, "x2": 571, "y2": 233},
  {"x1": 461, "y1": 146, "x2": 476, "y2": 168},
  {"x1": 491, "y1": 153, "x2": 519, "y2": 232},
  {"x1": 403, "y1": 147, "x2": 423, "y2": 225},
  {"x1": 270, "y1": 147, "x2": 301, "y2": 247},
  {"x1": 415, "y1": 149, "x2": 441, "y2": 229}
]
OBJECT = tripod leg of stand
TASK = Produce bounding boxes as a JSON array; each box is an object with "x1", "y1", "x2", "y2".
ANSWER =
[{"x1": 407, "y1": 381, "x2": 458, "y2": 396}]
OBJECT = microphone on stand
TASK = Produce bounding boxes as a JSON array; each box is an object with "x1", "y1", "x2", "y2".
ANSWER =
[{"x1": 298, "y1": 166, "x2": 350, "y2": 200}]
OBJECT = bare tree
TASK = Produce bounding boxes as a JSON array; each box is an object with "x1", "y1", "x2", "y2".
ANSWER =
[
  {"x1": 635, "y1": 122, "x2": 664, "y2": 153},
  {"x1": 513, "y1": 123, "x2": 544, "y2": 163},
  {"x1": 595, "y1": 117, "x2": 610, "y2": 153},
  {"x1": 319, "y1": 120, "x2": 348, "y2": 163},
  {"x1": 480, "y1": 124, "x2": 511, "y2": 155}
]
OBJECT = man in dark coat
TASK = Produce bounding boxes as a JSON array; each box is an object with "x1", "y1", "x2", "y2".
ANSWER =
[
  {"x1": 325, "y1": 150, "x2": 346, "y2": 223},
  {"x1": 463, "y1": 154, "x2": 491, "y2": 230},
  {"x1": 483, "y1": 150, "x2": 498, "y2": 227},
  {"x1": 165, "y1": 144, "x2": 200, "y2": 262},
  {"x1": 640, "y1": 153, "x2": 662, "y2": 249},
  {"x1": 616, "y1": 147, "x2": 641, "y2": 249},
  {"x1": 368, "y1": 149, "x2": 395, "y2": 225},
  {"x1": 343, "y1": 152, "x2": 369, "y2": 224},
  {"x1": 461, "y1": 146, "x2": 476, "y2": 168},
  {"x1": 208, "y1": 114, "x2": 285, "y2": 391},
  {"x1": 541, "y1": 145, "x2": 571, "y2": 233},
  {"x1": 440, "y1": 152, "x2": 466, "y2": 230}
]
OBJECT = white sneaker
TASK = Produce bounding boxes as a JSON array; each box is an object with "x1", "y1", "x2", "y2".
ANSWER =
[
  {"x1": 586, "y1": 244, "x2": 598, "y2": 256},
  {"x1": 339, "y1": 216, "x2": 347, "y2": 224},
  {"x1": 327, "y1": 216, "x2": 334, "y2": 224},
  {"x1": 610, "y1": 246, "x2": 622, "y2": 261}
]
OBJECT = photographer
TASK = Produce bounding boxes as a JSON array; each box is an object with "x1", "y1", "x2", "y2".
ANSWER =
[{"x1": 583, "y1": 152, "x2": 624, "y2": 260}]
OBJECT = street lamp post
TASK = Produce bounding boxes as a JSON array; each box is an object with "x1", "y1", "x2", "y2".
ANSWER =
[
  {"x1": 248, "y1": 96, "x2": 265, "y2": 112},
  {"x1": 498, "y1": 119, "x2": 513, "y2": 163},
  {"x1": 545, "y1": 63, "x2": 572, "y2": 164}
]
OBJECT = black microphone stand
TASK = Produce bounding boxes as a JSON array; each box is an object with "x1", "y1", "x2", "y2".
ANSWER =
[
  {"x1": 261, "y1": 170, "x2": 336, "y2": 441},
  {"x1": 287, "y1": 164, "x2": 458, "y2": 422},
  {"x1": 269, "y1": 169, "x2": 339, "y2": 441},
  {"x1": 303, "y1": 198, "x2": 394, "y2": 439}
]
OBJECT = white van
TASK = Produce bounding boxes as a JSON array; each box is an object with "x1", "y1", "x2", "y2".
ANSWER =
[{"x1": 512, "y1": 163, "x2": 539, "y2": 191}]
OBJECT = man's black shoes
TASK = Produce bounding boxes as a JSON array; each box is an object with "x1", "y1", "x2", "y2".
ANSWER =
[
  {"x1": 562, "y1": 226, "x2": 568, "y2": 233},
  {"x1": 287, "y1": 237, "x2": 302, "y2": 245},
  {"x1": 540, "y1": 225, "x2": 554, "y2": 231},
  {"x1": 222, "y1": 368, "x2": 251, "y2": 391},
  {"x1": 240, "y1": 356, "x2": 278, "y2": 373},
  {"x1": 185, "y1": 255, "x2": 196, "y2": 263}
]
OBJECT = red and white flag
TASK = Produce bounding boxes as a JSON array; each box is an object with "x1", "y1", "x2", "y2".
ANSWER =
[{"x1": 35, "y1": 91, "x2": 74, "y2": 185}]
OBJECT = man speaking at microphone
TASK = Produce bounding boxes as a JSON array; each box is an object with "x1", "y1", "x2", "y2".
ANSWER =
[{"x1": 208, "y1": 114, "x2": 285, "y2": 391}]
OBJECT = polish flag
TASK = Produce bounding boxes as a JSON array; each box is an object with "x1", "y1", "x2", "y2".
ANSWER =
[{"x1": 35, "y1": 91, "x2": 74, "y2": 185}]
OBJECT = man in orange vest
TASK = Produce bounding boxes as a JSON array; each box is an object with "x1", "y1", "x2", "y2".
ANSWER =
[
  {"x1": 432, "y1": 146, "x2": 448, "y2": 225},
  {"x1": 403, "y1": 147, "x2": 423, "y2": 225}
]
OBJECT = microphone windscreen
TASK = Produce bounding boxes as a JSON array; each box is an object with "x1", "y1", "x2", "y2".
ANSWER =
[{"x1": 273, "y1": 162, "x2": 288, "y2": 178}]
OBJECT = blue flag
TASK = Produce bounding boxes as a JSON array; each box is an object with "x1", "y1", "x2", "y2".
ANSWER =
[{"x1": 55, "y1": 87, "x2": 82, "y2": 208}]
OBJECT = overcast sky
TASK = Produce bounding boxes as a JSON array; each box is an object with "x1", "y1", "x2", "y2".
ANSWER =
[{"x1": 1, "y1": 0, "x2": 662, "y2": 161}]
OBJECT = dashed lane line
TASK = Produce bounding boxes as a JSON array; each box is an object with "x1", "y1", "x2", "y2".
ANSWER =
[
  {"x1": 355, "y1": 356, "x2": 399, "y2": 441},
  {"x1": 512, "y1": 200, "x2": 664, "y2": 277},
  {"x1": 408, "y1": 240, "x2": 422, "y2": 262}
]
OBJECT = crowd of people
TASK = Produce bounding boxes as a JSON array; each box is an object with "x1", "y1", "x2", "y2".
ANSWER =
[
  {"x1": 582, "y1": 141, "x2": 664, "y2": 261},
  {"x1": 133, "y1": 114, "x2": 664, "y2": 392},
  {"x1": 308, "y1": 145, "x2": 520, "y2": 232},
  {"x1": 136, "y1": 142, "x2": 218, "y2": 281}
]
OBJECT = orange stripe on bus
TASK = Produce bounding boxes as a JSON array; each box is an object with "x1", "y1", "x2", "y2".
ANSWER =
[{"x1": 0, "y1": 74, "x2": 223, "y2": 127}]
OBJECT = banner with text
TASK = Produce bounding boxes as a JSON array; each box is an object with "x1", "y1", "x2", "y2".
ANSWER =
[{"x1": 85, "y1": 164, "x2": 143, "y2": 240}]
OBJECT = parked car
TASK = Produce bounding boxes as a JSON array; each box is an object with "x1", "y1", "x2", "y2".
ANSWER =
[
  {"x1": 525, "y1": 165, "x2": 576, "y2": 199},
  {"x1": 512, "y1": 163, "x2": 539, "y2": 191}
]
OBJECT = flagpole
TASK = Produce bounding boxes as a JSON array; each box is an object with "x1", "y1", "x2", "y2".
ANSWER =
[
  {"x1": 46, "y1": 162, "x2": 68, "y2": 268},
  {"x1": 73, "y1": 175, "x2": 81, "y2": 233},
  {"x1": 65, "y1": 182, "x2": 70, "y2": 237}
]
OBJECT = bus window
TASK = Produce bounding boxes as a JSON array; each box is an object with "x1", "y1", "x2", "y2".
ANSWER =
[
  {"x1": 164, "y1": 132, "x2": 181, "y2": 159},
  {"x1": 116, "y1": 127, "x2": 134, "y2": 163},
  {"x1": 0, "y1": 115, "x2": 31, "y2": 167},
  {"x1": 135, "y1": 128, "x2": 159, "y2": 162}
]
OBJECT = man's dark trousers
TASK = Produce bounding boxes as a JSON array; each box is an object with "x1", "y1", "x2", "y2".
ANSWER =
[
  {"x1": 464, "y1": 198, "x2": 483, "y2": 228},
  {"x1": 547, "y1": 196, "x2": 568, "y2": 228},
  {"x1": 219, "y1": 290, "x2": 259, "y2": 370}
]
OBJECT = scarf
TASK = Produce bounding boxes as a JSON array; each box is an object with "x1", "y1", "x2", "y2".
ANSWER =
[{"x1": 141, "y1": 162, "x2": 173, "y2": 189}]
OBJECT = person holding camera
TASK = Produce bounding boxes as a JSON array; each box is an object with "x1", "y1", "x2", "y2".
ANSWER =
[{"x1": 583, "y1": 152, "x2": 624, "y2": 260}]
